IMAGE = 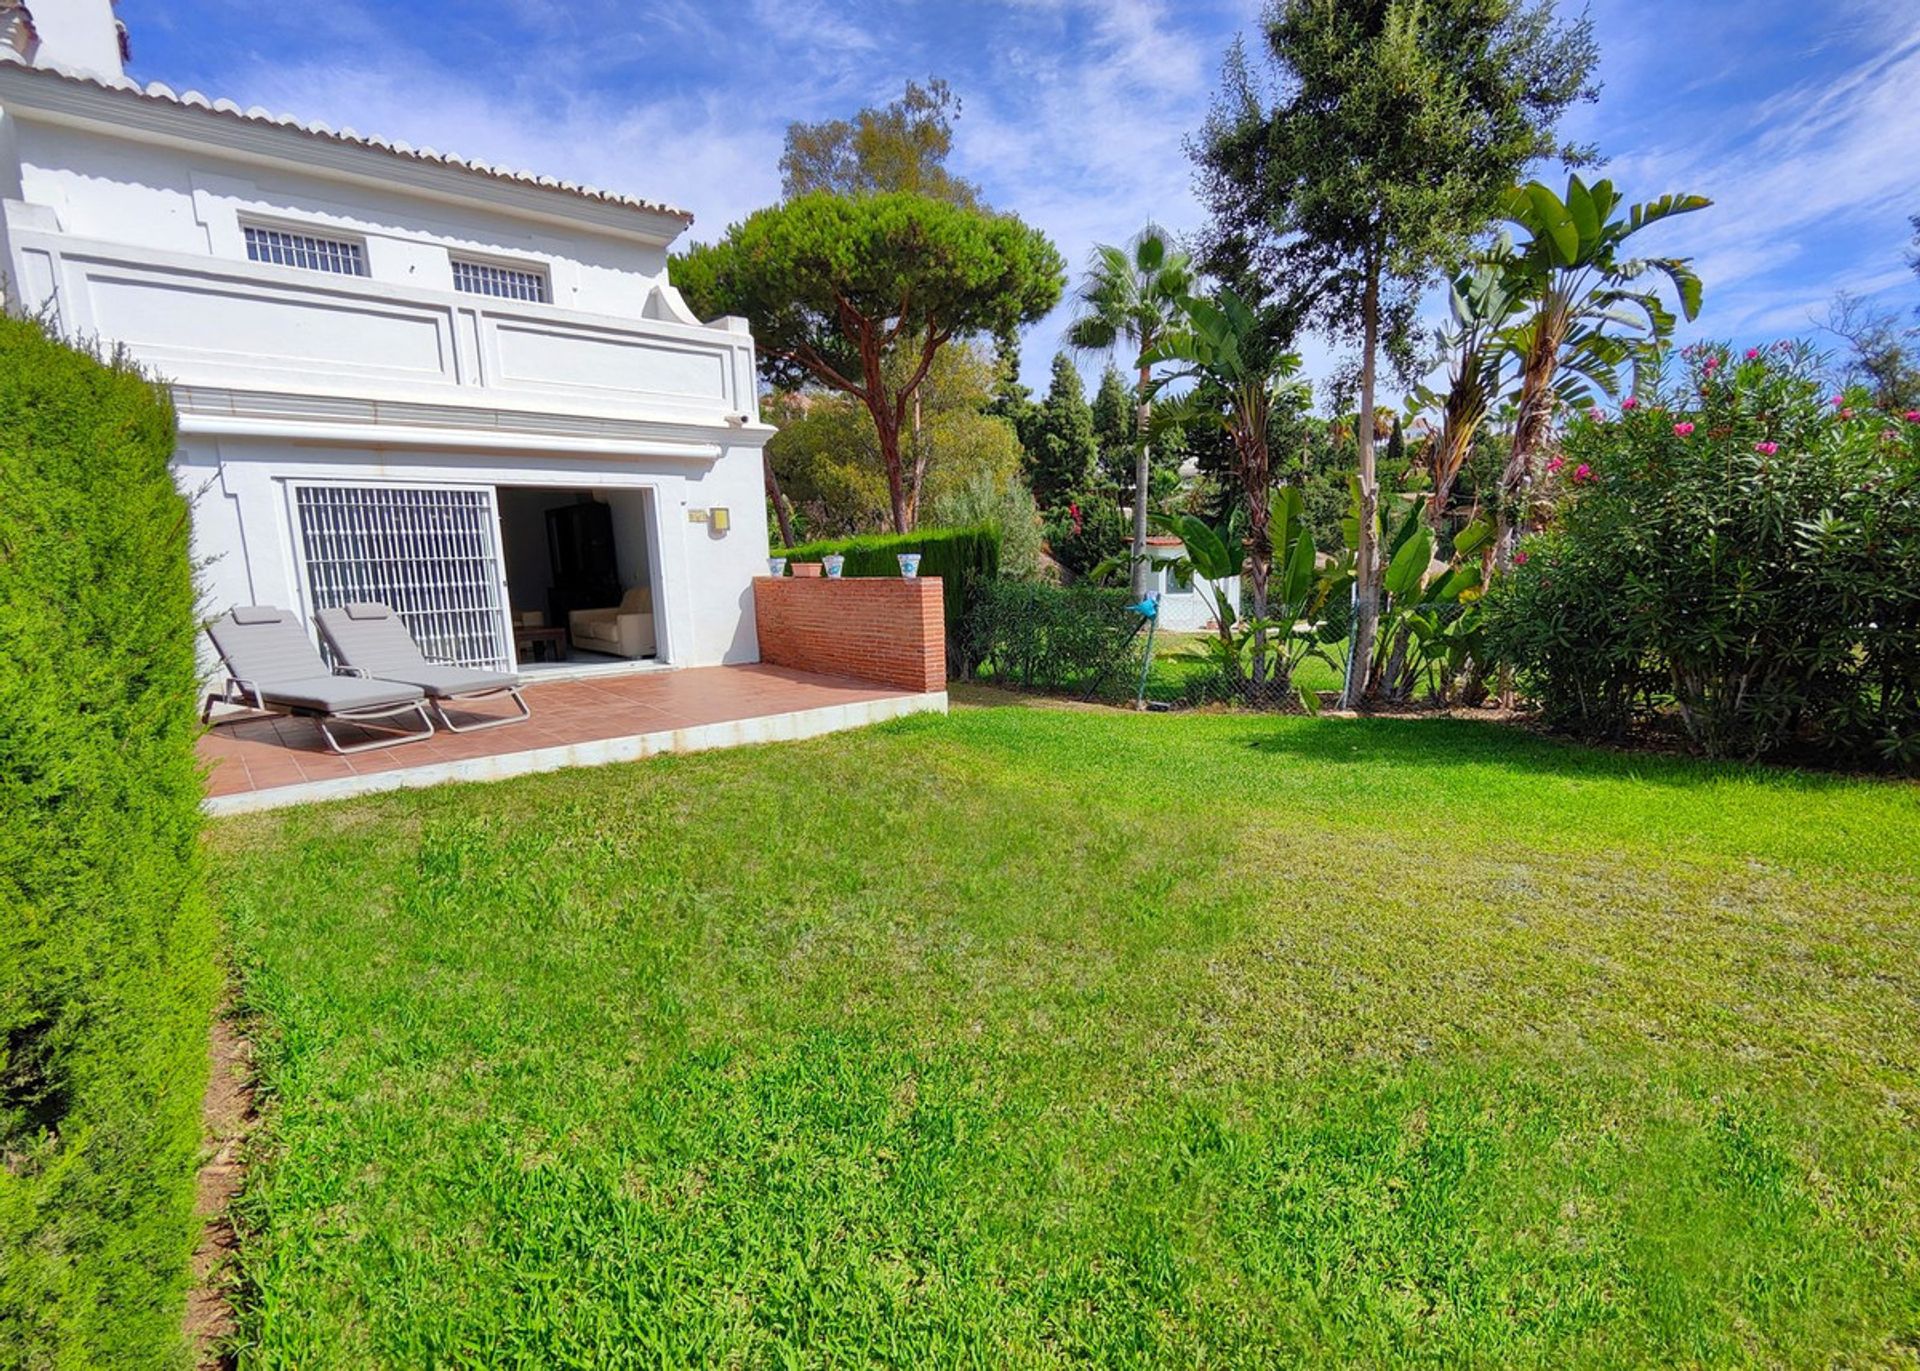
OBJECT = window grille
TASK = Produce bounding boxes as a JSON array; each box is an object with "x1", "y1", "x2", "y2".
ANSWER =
[
  {"x1": 244, "y1": 224, "x2": 367, "y2": 276},
  {"x1": 451, "y1": 258, "x2": 549, "y2": 303},
  {"x1": 293, "y1": 485, "x2": 512, "y2": 670}
]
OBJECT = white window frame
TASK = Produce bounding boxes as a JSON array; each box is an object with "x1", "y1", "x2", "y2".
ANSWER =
[
  {"x1": 450, "y1": 254, "x2": 551, "y2": 304},
  {"x1": 241, "y1": 219, "x2": 369, "y2": 278}
]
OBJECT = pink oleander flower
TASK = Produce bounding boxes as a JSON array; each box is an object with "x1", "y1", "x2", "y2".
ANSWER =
[
  {"x1": 1588, "y1": 407, "x2": 1606, "y2": 423},
  {"x1": 1673, "y1": 422, "x2": 1695, "y2": 436},
  {"x1": 1621, "y1": 396, "x2": 1639, "y2": 411},
  {"x1": 1831, "y1": 395, "x2": 1846, "y2": 407},
  {"x1": 1905, "y1": 410, "x2": 1920, "y2": 423},
  {"x1": 1840, "y1": 408, "x2": 1855, "y2": 420},
  {"x1": 1884, "y1": 429, "x2": 1901, "y2": 442},
  {"x1": 1513, "y1": 550, "x2": 1530, "y2": 566},
  {"x1": 1573, "y1": 463, "x2": 1594, "y2": 484},
  {"x1": 1702, "y1": 357, "x2": 1720, "y2": 373},
  {"x1": 1745, "y1": 348, "x2": 1760, "y2": 360},
  {"x1": 1754, "y1": 441, "x2": 1778, "y2": 456},
  {"x1": 1546, "y1": 455, "x2": 1567, "y2": 474}
]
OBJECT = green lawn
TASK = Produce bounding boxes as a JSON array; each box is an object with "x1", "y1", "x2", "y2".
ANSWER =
[
  {"x1": 212, "y1": 703, "x2": 1920, "y2": 1366},
  {"x1": 1141, "y1": 631, "x2": 1346, "y2": 705}
]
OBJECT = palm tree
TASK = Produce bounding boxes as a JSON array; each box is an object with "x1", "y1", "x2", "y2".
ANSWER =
[
  {"x1": 1143, "y1": 287, "x2": 1305, "y2": 697},
  {"x1": 1494, "y1": 174, "x2": 1710, "y2": 564},
  {"x1": 1066, "y1": 226, "x2": 1194, "y2": 597},
  {"x1": 1416, "y1": 252, "x2": 1521, "y2": 530}
]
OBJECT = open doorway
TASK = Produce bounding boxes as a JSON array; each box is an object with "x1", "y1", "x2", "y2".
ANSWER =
[{"x1": 496, "y1": 487, "x2": 660, "y2": 674}]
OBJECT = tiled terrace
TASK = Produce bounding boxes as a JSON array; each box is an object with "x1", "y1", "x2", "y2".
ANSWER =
[{"x1": 200, "y1": 663, "x2": 946, "y2": 815}]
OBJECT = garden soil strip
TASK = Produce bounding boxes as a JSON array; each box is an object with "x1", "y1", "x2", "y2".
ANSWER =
[{"x1": 185, "y1": 1007, "x2": 254, "y2": 1368}]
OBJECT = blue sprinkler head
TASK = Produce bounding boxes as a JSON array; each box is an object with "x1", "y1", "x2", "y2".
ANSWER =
[{"x1": 1126, "y1": 593, "x2": 1160, "y2": 620}]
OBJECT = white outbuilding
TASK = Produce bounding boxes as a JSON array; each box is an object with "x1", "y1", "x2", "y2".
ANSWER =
[{"x1": 1142, "y1": 535, "x2": 1240, "y2": 633}]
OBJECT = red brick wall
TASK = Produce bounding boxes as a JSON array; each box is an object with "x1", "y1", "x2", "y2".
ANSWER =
[{"x1": 753, "y1": 576, "x2": 946, "y2": 693}]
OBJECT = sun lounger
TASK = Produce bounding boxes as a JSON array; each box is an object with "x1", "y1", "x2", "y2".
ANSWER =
[
  {"x1": 202, "y1": 605, "x2": 435, "y2": 753},
  {"x1": 315, "y1": 602, "x2": 530, "y2": 732}
]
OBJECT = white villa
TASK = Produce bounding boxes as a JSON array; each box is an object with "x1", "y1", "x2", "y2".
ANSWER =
[{"x1": 0, "y1": 0, "x2": 775, "y2": 680}]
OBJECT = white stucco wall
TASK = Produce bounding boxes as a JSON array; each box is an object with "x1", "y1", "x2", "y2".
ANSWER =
[
  {"x1": 178, "y1": 437, "x2": 769, "y2": 671},
  {"x1": 16, "y1": 0, "x2": 124, "y2": 81},
  {"x1": 9, "y1": 118, "x2": 674, "y2": 315}
]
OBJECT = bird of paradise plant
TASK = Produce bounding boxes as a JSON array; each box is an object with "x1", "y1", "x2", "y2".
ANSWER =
[{"x1": 1491, "y1": 174, "x2": 1710, "y2": 566}]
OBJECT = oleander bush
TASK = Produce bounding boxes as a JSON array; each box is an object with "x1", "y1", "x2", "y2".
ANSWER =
[
  {"x1": 0, "y1": 314, "x2": 215, "y2": 1366},
  {"x1": 779, "y1": 524, "x2": 1001, "y2": 674},
  {"x1": 1485, "y1": 342, "x2": 1920, "y2": 767}
]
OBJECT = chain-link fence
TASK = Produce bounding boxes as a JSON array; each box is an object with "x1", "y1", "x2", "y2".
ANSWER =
[{"x1": 960, "y1": 580, "x2": 1351, "y2": 711}]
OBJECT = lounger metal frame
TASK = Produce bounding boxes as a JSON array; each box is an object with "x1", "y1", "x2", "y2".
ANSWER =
[
  {"x1": 423, "y1": 682, "x2": 531, "y2": 733},
  {"x1": 200, "y1": 674, "x2": 437, "y2": 754}
]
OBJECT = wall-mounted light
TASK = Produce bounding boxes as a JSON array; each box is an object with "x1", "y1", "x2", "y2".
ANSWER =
[{"x1": 709, "y1": 507, "x2": 731, "y2": 534}]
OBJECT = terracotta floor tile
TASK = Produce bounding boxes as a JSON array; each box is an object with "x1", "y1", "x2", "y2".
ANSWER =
[{"x1": 200, "y1": 664, "x2": 932, "y2": 801}]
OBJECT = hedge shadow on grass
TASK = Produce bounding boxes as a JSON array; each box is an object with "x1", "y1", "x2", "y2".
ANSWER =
[{"x1": 1245, "y1": 715, "x2": 1896, "y2": 795}]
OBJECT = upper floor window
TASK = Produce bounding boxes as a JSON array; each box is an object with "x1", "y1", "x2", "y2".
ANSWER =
[
  {"x1": 243, "y1": 224, "x2": 367, "y2": 277},
  {"x1": 451, "y1": 258, "x2": 549, "y2": 304}
]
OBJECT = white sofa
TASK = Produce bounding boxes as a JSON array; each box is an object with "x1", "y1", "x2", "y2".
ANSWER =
[{"x1": 568, "y1": 586, "x2": 656, "y2": 659}]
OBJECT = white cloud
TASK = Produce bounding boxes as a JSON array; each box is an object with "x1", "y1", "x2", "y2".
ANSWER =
[
  {"x1": 953, "y1": 0, "x2": 1233, "y2": 386},
  {"x1": 1585, "y1": 6, "x2": 1920, "y2": 340}
]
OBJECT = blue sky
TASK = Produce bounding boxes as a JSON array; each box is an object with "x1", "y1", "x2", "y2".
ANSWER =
[{"x1": 130, "y1": 0, "x2": 1920, "y2": 402}]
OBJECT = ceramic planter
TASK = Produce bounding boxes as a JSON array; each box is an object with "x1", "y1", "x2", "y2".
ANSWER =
[
  {"x1": 791, "y1": 561, "x2": 824, "y2": 578},
  {"x1": 767, "y1": 557, "x2": 788, "y2": 577},
  {"x1": 897, "y1": 552, "x2": 922, "y2": 578},
  {"x1": 822, "y1": 554, "x2": 846, "y2": 579}
]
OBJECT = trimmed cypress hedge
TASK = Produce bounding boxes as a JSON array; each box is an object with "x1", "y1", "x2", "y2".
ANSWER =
[
  {"x1": 0, "y1": 316, "x2": 215, "y2": 1366},
  {"x1": 777, "y1": 525, "x2": 1001, "y2": 675}
]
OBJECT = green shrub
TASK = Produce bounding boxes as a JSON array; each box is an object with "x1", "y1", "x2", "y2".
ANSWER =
[
  {"x1": 0, "y1": 316, "x2": 214, "y2": 1365},
  {"x1": 1482, "y1": 526, "x2": 1658, "y2": 737},
  {"x1": 963, "y1": 579, "x2": 1144, "y2": 697},
  {"x1": 925, "y1": 471, "x2": 1045, "y2": 582},
  {"x1": 1485, "y1": 342, "x2": 1920, "y2": 766},
  {"x1": 1041, "y1": 490, "x2": 1128, "y2": 580},
  {"x1": 778, "y1": 524, "x2": 1001, "y2": 675}
]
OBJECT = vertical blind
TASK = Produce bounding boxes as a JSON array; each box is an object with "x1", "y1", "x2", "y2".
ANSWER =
[{"x1": 293, "y1": 484, "x2": 512, "y2": 670}]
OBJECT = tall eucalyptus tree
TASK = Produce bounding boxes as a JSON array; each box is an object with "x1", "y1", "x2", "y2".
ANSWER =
[{"x1": 1191, "y1": 0, "x2": 1598, "y2": 707}]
